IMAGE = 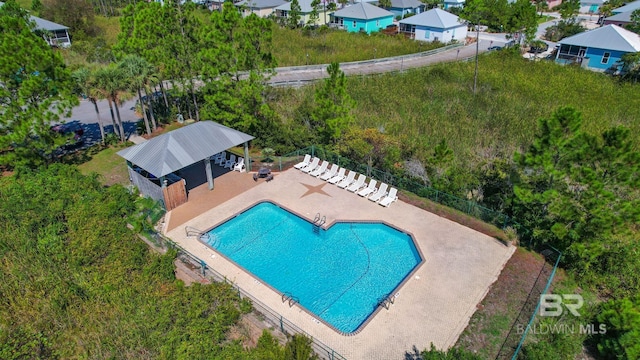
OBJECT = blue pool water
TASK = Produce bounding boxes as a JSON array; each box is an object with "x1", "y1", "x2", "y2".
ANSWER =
[{"x1": 204, "y1": 202, "x2": 422, "y2": 333}]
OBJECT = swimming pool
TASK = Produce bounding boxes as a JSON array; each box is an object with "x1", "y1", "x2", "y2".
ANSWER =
[{"x1": 203, "y1": 201, "x2": 422, "y2": 334}]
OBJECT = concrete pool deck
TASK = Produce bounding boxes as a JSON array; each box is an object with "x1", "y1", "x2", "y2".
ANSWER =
[{"x1": 164, "y1": 168, "x2": 515, "y2": 360}]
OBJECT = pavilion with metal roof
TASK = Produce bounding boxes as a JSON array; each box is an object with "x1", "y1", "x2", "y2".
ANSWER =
[{"x1": 118, "y1": 121, "x2": 254, "y2": 209}]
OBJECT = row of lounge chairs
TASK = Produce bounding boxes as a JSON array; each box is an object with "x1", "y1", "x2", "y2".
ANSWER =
[
  {"x1": 211, "y1": 151, "x2": 245, "y2": 172},
  {"x1": 294, "y1": 155, "x2": 398, "y2": 207}
]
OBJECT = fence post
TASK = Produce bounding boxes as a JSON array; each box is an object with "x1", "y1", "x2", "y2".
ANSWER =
[
  {"x1": 311, "y1": 145, "x2": 315, "y2": 157},
  {"x1": 279, "y1": 156, "x2": 282, "y2": 171},
  {"x1": 280, "y1": 316, "x2": 284, "y2": 332},
  {"x1": 200, "y1": 260, "x2": 206, "y2": 277}
]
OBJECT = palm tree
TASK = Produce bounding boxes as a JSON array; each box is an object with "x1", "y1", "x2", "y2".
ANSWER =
[
  {"x1": 71, "y1": 67, "x2": 106, "y2": 143},
  {"x1": 94, "y1": 65, "x2": 128, "y2": 142},
  {"x1": 119, "y1": 55, "x2": 154, "y2": 136}
]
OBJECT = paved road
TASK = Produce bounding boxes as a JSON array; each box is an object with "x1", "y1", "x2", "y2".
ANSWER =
[{"x1": 63, "y1": 39, "x2": 498, "y2": 144}]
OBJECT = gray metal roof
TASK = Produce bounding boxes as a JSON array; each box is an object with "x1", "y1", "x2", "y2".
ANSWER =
[
  {"x1": 236, "y1": 0, "x2": 287, "y2": 9},
  {"x1": 333, "y1": 2, "x2": 393, "y2": 19},
  {"x1": 276, "y1": 0, "x2": 317, "y2": 13},
  {"x1": 0, "y1": 2, "x2": 69, "y2": 30},
  {"x1": 613, "y1": 0, "x2": 640, "y2": 14},
  {"x1": 605, "y1": 11, "x2": 632, "y2": 22},
  {"x1": 399, "y1": 8, "x2": 463, "y2": 28},
  {"x1": 31, "y1": 15, "x2": 68, "y2": 31},
  {"x1": 390, "y1": 0, "x2": 423, "y2": 9},
  {"x1": 559, "y1": 24, "x2": 640, "y2": 53},
  {"x1": 117, "y1": 121, "x2": 254, "y2": 177}
]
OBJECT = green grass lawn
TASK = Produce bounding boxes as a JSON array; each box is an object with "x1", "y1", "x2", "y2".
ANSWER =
[
  {"x1": 271, "y1": 25, "x2": 442, "y2": 66},
  {"x1": 537, "y1": 15, "x2": 555, "y2": 24},
  {"x1": 77, "y1": 144, "x2": 130, "y2": 186}
]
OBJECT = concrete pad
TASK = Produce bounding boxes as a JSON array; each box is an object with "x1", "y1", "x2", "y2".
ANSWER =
[{"x1": 165, "y1": 169, "x2": 515, "y2": 360}]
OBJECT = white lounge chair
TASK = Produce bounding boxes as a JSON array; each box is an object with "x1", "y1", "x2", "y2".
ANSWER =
[
  {"x1": 294, "y1": 154, "x2": 311, "y2": 170},
  {"x1": 301, "y1": 157, "x2": 320, "y2": 173},
  {"x1": 233, "y1": 157, "x2": 245, "y2": 172},
  {"x1": 337, "y1": 171, "x2": 356, "y2": 189},
  {"x1": 368, "y1": 183, "x2": 388, "y2": 202},
  {"x1": 214, "y1": 151, "x2": 227, "y2": 166},
  {"x1": 346, "y1": 174, "x2": 366, "y2": 192},
  {"x1": 224, "y1": 154, "x2": 236, "y2": 169},
  {"x1": 379, "y1": 188, "x2": 398, "y2": 207},
  {"x1": 309, "y1": 160, "x2": 329, "y2": 177},
  {"x1": 320, "y1": 164, "x2": 338, "y2": 181},
  {"x1": 211, "y1": 152, "x2": 223, "y2": 164},
  {"x1": 358, "y1": 179, "x2": 377, "y2": 197},
  {"x1": 327, "y1": 168, "x2": 346, "y2": 184}
]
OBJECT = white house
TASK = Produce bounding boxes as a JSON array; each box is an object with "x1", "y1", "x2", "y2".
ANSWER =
[
  {"x1": 235, "y1": 0, "x2": 287, "y2": 17},
  {"x1": 398, "y1": 8, "x2": 467, "y2": 43},
  {"x1": 0, "y1": 1, "x2": 71, "y2": 47}
]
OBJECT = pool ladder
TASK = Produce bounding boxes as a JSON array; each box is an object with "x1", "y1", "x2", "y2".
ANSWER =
[
  {"x1": 185, "y1": 226, "x2": 208, "y2": 241},
  {"x1": 282, "y1": 292, "x2": 299, "y2": 307},
  {"x1": 312, "y1": 213, "x2": 326, "y2": 234},
  {"x1": 377, "y1": 293, "x2": 395, "y2": 310}
]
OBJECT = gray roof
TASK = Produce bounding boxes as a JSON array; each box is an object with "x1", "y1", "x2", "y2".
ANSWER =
[
  {"x1": 612, "y1": 0, "x2": 640, "y2": 14},
  {"x1": 0, "y1": 2, "x2": 69, "y2": 30},
  {"x1": 389, "y1": 0, "x2": 423, "y2": 9},
  {"x1": 399, "y1": 8, "x2": 463, "y2": 28},
  {"x1": 236, "y1": 0, "x2": 286, "y2": 9},
  {"x1": 117, "y1": 121, "x2": 254, "y2": 177},
  {"x1": 333, "y1": 2, "x2": 393, "y2": 19},
  {"x1": 559, "y1": 24, "x2": 640, "y2": 52},
  {"x1": 31, "y1": 16, "x2": 68, "y2": 31},
  {"x1": 605, "y1": 11, "x2": 632, "y2": 22},
  {"x1": 276, "y1": 0, "x2": 319, "y2": 13}
]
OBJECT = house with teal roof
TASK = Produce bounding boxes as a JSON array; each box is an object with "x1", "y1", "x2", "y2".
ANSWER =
[
  {"x1": 330, "y1": 2, "x2": 394, "y2": 33},
  {"x1": 555, "y1": 25, "x2": 640, "y2": 72}
]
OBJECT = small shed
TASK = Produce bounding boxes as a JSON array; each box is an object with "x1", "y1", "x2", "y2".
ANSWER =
[{"x1": 117, "y1": 121, "x2": 254, "y2": 210}]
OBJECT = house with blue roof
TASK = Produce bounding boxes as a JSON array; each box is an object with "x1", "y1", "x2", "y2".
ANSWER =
[
  {"x1": 384, "y1": 0, "x2": 424, "y2": 18},
  {"x1": 398, "y1": 8, "x2": 467, "y2": 43},
  {"x1": 555, "y1": 25, "x2": 640, "y2": 72},
  {"x1": 330, "y1": 2, "x2": 394, "y2": 33}
]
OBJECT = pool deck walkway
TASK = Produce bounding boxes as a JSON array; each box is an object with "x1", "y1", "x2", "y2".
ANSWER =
[{"x1": 164, "y1": 168, "x2": 515, "y2": 360}]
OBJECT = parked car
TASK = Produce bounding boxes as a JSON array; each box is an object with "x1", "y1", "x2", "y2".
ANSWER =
[
  {"x1": 488, "y1": 45, "x2": 503, "y2": 51},
  {"x1": 51, "y1": 122, "x2": 84, "y2": 150},
  {"x1": 528, "y1": 42, "x2": 549, "y2": 54}
]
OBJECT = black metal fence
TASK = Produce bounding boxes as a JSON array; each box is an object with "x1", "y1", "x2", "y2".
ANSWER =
[{"x1": 152, "y1": 232, "x2": 347, "y2": 360}]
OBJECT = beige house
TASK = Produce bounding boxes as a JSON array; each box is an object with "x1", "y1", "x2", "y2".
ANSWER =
[
  {"x1": 235, "y1": 0, "x2": 287, "y2": 17},
  {"x1": 274, "y1": 0, "x2": 334, "y2": 26}
]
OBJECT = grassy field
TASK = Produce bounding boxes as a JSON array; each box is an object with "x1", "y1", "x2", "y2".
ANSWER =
[
  {"x1": 270, "y1": 51, "x2": 640, "y2": 169},
  {"x1": 77, "y1": 144, "x2": 130, "y2": 186},
  {"x1": 272, "y1": 25, "x2": 440, "y2": 66}
]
